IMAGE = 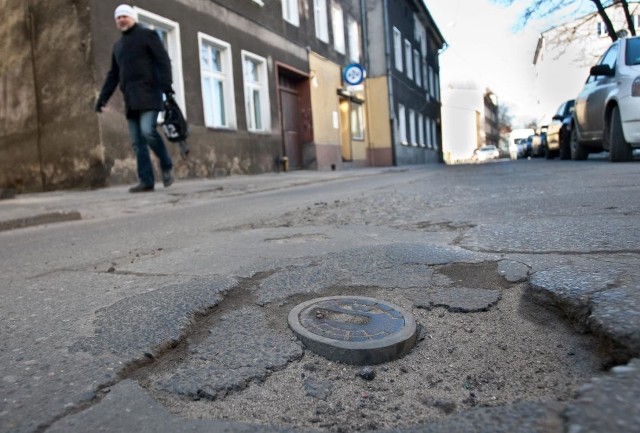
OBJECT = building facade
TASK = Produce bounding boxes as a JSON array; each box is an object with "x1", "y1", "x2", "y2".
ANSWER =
[{"x1": 1, "y1": 0, "x2": 444, "y2": 192}]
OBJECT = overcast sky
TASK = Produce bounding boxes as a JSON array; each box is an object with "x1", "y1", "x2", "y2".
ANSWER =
[{"x1": 426, "y1": 0, "x2": 545, "y2": 124}]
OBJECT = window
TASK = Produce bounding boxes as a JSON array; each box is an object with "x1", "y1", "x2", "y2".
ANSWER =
[
  {"x1": 331, "y1": 3, "x2": 345, "y2": 54},
  {"x1": 314, "y1": 0, "x2": 329, "y2": 43},
  {"x1": 348, "y1": 18, "x2": 361, "y2": 63},
  {"x1": 393, "y1": 28, "x2": 403, "y2": 71},
  {"x1": 242, "y1": 51, "x2": 270, "y2": 132},
  {"x1": 428, "y1": 66, "x2": 435, "y2": 98},
  {"x1": 351, "y1": 103, "x2": 364, "y2": 140},
  {"x1": 252, "y1": 0, "x2": 265, "y2": 5},
  {"x1": 431, "y1": 118, "x2": 438, "y2": 149},
  {"x1": 413, "y1": 49, "x2": 421, "y2": 87},
  {"x1": 198, "y1": 33, "x2": 236, "y2": 129},
  {"x1": 405, "y1": 40, "x2": 413, "y2": 79},
  {"x1": 426, "y1": 117, "x2": 432, "y2": 148},
  {"x1": 422, "y1": 59, "x2": 428, "y2": 92},
  {"x1": 418, "y1": 113, "x2": 425, "y2": 147},
  {"x1": 409, "y1": 109, "x2": 416, "y2": 145},
  {"x1": 282, "y1": 0, "x2": 299, "y2": 26},
  {"x1": 398, "y1": 104, "x2": 407, "y2": 144},
  {"x1": 435, "y1": 72, "x2": 441, "y2": 101},
  {"x1": 597, "y1": 21, "x2": 609, "y2": 38},
  {"x1": 135, "y1": 8, "x2": 185, "y2": 115}
]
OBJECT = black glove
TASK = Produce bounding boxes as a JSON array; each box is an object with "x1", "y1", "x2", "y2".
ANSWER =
[{"x1": 95, "y1": 99, "x2": 105, "y2": 113}]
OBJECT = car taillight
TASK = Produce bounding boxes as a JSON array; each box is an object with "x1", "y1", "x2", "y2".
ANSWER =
[{"x1": 633, "y1": 76, "x2": 640, "y2": 97}]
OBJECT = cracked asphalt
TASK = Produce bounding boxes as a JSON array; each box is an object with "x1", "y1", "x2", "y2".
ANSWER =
[{"x1": 1, "y1": 160, "x2": 639, "y2": 433}]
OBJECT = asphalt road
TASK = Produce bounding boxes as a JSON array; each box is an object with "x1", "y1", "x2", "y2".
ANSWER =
[{"x1": 1, "y1": 158, "x2": 639, "y2": 433}]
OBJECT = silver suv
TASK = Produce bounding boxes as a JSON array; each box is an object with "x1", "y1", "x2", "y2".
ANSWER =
[{"x1": 572, "y1": 36, "x2": 640, "y2": 161}]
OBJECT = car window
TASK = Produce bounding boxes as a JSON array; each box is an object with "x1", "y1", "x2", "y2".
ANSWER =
[
  {"x1": 625, "y1": 38, "x2": 640, "y2": 65},
  {"x1": 599, "y1": 44, "x2": 618, "y2": 69}
]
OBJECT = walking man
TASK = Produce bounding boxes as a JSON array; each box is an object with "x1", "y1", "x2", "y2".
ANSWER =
[{"x1": 96, "y1": 4, "x2": 174, "y2": 192}]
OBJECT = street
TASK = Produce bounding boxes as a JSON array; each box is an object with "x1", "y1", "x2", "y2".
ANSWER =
[{"x1": 1, "y1": 158, "x2": 639, "y2": 433}]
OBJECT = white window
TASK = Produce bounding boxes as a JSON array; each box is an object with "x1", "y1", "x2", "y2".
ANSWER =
[
  {"x1": 314, "y1": 0, "x2": 329, "y2": 43},
  {"x1": 348, "y1": 18, "x2": 361, "y2": 63},
  {"x1": 282, "y1": 0, "x2": 299, "y2": 26},
  {"x1": 413, "y1": 49, "x2": 421, "y2": 87},
  {"x1": 405, "y1": 40, "x2": 413, "y2": 79},
  {"x1": 252, "y1": 0, "x2": 265, "y2": 5},
  {"x1": 393, "y1": 28, "x2": 403, "y2": 72},
  {"x1": 409, "y1": 109, "x2": 416, "y2": 145},
  {"x1": 242, "y1": 51, "x2": 270, "y2": 132},
  {"x1": 331, "y1": 3, "x2": 345, "y2": 54},
  {"x1": 426, "y1": 117, "x2": 432, "y2": 148},
  {"x1": 198, "y1": 33, "x2": 236, "y2": 129},
  {"x1": 418, "y1": 113, "x2": 425, "y2": 147},
  {"x1": 135, "y1": 8, "x2": 186, "y2": 115},
  {"x1": 398, "y1": 104, "x2": 407, "y2": 144},
  {"x1": 351, "y1": 103, "x2": 364, "y2": 140},
  {"x1": 597, "y1": 22, "x2": 609, "y2": 38}
]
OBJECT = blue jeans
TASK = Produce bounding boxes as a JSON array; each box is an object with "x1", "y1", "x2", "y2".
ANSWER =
[{"x1": 127, "y1": 111, "x2": 173, "y2": 187}]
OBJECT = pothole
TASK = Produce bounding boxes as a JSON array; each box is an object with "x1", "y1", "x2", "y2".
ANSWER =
[{"x1": 128, "y1": 262, "x2": 607, "y2": 432}]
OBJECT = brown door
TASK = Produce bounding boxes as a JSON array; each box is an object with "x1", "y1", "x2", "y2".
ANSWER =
[{"x1": 280, "y1": 88, "x2": 302, "y2": 169}]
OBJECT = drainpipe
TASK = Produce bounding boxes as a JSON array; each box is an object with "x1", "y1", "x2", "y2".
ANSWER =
[
  {"x1": 382, "y1": 0, "x2": 397, "y2": 166},
  {"x1": 25, "y1": 0, "x2": 46, "y2": 190},
  {"x1": 360, "y1": 0, "x2": 373, "y2": 165}
]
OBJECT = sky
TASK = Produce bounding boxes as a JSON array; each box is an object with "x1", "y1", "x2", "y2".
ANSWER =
[{"x1": 426, "y1": 0, "x2": 546, "y2": 125}]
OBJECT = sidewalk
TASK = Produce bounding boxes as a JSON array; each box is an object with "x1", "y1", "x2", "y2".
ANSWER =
[{"x1": 0, "y1": 168, "x2": 400, "y2": 232}]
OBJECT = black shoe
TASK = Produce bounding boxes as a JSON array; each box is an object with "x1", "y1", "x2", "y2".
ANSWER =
[
  {"x1": 162, "y1": 170, "x2": 174, "y2": 188},
  {"x1": 129, "y1": 184, "x2": 154, "y2": 193}
]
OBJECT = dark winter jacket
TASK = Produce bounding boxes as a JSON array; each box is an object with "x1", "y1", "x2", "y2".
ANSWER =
[{"x1": 97, "y1": 24, "x2": 173, "y2": 117}]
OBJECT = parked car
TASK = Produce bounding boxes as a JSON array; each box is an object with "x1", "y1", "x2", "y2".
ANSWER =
[
  {"x1": 572, "y1": 36, "x2": 640, "y2": 161},
  {"x1": 473, "y1": 145, "x2": 500, "y2": 162},
  {"x1": 508, "y1": 128, "x2": 535, "y2": 159},
  {"x1": 546, "y1": 99, "x2": 574, "y2": 159},
  {"x1": 530, "y1": 128, "x2": 547, "y2": 157}
]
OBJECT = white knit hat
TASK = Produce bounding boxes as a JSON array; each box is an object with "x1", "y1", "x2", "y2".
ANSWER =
[{"x1": 114, "y1": 4, "x2": 137, "y2": 21}]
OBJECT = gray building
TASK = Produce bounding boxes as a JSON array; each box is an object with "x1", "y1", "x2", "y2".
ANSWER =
[{"x1": 1, "y1": 0, "x2": 444, "y2": 193}]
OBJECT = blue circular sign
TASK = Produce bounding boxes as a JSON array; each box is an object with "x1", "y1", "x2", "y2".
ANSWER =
[{"x1": 343, "y1": 64, "x2": 365, "y2": 86}]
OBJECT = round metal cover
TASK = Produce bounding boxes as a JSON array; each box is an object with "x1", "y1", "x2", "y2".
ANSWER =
[{"x1": 288, "y1": 296, "x2": 417, "y2": 365}]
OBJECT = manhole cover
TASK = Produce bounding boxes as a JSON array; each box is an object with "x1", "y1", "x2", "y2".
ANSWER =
[{"x1": 288, "y1": 296, "x2": 417, "y2": 365}]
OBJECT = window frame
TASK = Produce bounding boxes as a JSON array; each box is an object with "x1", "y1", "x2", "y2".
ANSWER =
[
  {"x1": 282, "y1": 0, "x2": 300, "y2": 26},
  {"x1": 134, "y1": 7, "x2": 186, "y2": 116},
  {"x1": 398, "y1": 104, "x2": 407, "y2": 144},
  {"x1": 393, "y1": 28, "x2": 403, "y2": 72},
  {"x1": 241, "y1": 50, "x2": 271, "y2": 133},
  {"x1": 197, "y1": 32, "x2": 237, "y2": 130},
  {"x1": 348, "y1": 17, "x2": 361, "y2": 63},
  {"x1": 314, "y1": 0, "x2": 329, "y2": 43},
  {"x1": 413, "y1": 49, "x2": 421, "y2": 87},
  {"x1": 405, "y1": 39, "x2": 413, "y2": 80},
  {"x1": 409, "y1": 108, "x2": 417, "y2": 146},
  {"x1": 331, "y1": 2, "x2": 345, "y2": 54},
  {"x1": 351, "y1": 102, "x2": 365, "y2": 140}
]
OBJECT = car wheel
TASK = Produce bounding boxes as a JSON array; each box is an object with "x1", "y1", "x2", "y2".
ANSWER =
[
  {"x1": 559, "y1": 130, "x2": 571, "y2": 160},
  {"x1": 544, "y1": 143, "x2": 554, "y2": 159},
  {"x1": 570, "y1": 126, "x2": 588, "y2": 160},
  {"x1": 608, "y1": 106, "x2": 633, "y2": 162}
]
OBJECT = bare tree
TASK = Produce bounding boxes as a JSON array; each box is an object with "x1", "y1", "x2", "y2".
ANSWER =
[{"x1": 492, "y1": 0, "x2": 636, "y2": 41}]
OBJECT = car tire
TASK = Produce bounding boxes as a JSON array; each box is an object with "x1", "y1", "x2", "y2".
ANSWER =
[
  {"x1": 544, "y1": 144, "x2": 554, "y2": 159},
  {"x1": 559, "y1": 130, "x2": 571, "y2": 160},
  {"x1": 570, "y1": 126, "x2": 588, "y2": 160},
  {"x1": 609, "y1": 106, "x2": 633, "y2": 162}
]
